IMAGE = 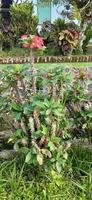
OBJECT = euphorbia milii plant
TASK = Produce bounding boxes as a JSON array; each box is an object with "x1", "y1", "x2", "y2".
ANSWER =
[{"x1": 20, "y1": 34, "x2": 45, "y2": 93}]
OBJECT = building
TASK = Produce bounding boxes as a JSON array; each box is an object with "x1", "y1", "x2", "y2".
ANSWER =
[
  {"x1": 0, "y1": 0, "x2": 61, "y2": 24},
  {"x1": 34, "y1": 0, "x2": 61, "y2": 24}
]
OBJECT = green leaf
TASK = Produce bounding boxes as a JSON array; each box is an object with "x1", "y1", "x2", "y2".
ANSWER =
[
  {"x1": 14, "y1": 142, "x2": 19, "y2": 151},
  {"x1": 15, "y1": 129, "x2": 22, "y2": 137},
  {"x1": 56, "y1": 162, "x2": 61, "y2": 173},
  {"x1": 45, "y1": 117, "x2": 51, "y2": 125},
  {"x1": 44, "y1": 99, "x2": 50, "y2": 107},
  {"x1": 51, "y1": 135, "x2": 60, "y2": 143},
  {"x1": 6, "y1": 66, "x2": 16, "y2": 72},
  {"x1": 15, "y1": 64, "x2": 22, "y2": 72},
  {"x1": 25, "y1": 152, "x2": 31, "y2": 163},
  {"x1": 23, "y1": 102, "x2": 32, "y2": 115},
  {"x1": 53, "y1": 109, "x2": 62, "y2": 117},
  {"x1": 63, "y1": 152, "x2": 68, "y2": 160},
  {"x1": 32, "y1": 101, "x2": 44, "y2": 108},
  {"x1": 20, "y1": 147, "x2": 29, "y2": 154},
  {"x1": 11, "y1": 102, "x2": 22, "y2": 112},
  {"x1": 41, "y1": 125, "x2": 48, "y2": 135},
  {"x1": 46, "y1": 109, "x2": 51, "y2": 115},
  {"x1": 48, "y1": 141, "x2": 56, "y2": 151},
  {"x1": 32, "y1": 130, "x2": 42, "y2": 139},
  {"x1": 37, "y1": 153, "x2": 43, "y2": 165},
  {"x1": 15, "y1": 112, "x2": 21, "y2": 120},
  {"x1": 87, "y1": 113, "x2": 92, "y2": 118}
]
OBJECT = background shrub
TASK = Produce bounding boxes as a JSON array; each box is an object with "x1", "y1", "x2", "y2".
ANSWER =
[{"x1": 0, "y1": 2, "x2": 38, "y2": 49}]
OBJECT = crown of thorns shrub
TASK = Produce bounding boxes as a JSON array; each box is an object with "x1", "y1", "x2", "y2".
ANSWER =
[{"x1": 0, "y1": 66, "x2": 92, "y2": 171}]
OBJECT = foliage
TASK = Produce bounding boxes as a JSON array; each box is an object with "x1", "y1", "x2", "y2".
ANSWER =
[
  {"x1": 40, "y1": 19, "x2": 80, "y2": 55},
  {"x1": 0, "y1": 31, "x2": 4, "y2": 43},
  {"x1": 0, "y1": 65, "x2": 92, "y2": 171},
  {"x1": 53, "y1": 18, "x2": 66, "y2": 33},
  {"x1": 39, "y1": 20, "x2": 55, "y2": 50},
  {"x1": 41, "y1": 0, "x2": 92, "y2": 53},
  {"x1": 1, "y1": 2, "x2": 38, "y2": 48},
  {"x1": 0, "y1": 47, "x2": 29, "y2": 57},
  {"x1": 58, "y1": 29, "x2": 79, "y2": 55},
  {"x1": 83, "y1": 23, "x2": 92, "y2": 53},
  {"x1": 10, "y1": 2, "x2": 38, "y2": 36}
]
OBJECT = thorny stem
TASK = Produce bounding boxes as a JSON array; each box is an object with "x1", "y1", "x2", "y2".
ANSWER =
[{"x1": 30, "y1": 49, "x2": 37, "y2": 94}]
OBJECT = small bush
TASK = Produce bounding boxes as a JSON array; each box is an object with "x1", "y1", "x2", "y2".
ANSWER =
[{"x1": 0, "y1": 65, "x2": 92, "y2": 171}]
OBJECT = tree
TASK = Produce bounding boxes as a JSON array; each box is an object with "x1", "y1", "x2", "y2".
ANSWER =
[
  {"x1": 0, "y1": 0, "x2": 38, "y2": 49},
  {"x1": 41, "y1": 0, "x2": 92, "y2": 53}
]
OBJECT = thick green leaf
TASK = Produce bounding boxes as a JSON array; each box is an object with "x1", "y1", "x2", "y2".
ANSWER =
[
  {"x1": 14, "y1": 142, "x2": 19, "y2": 151},
  {"x1": 46, "y1": 109, "x2": 51, "y2": 115},
  {"x1": 32, "y1": 130, "x2": 42, "y2": 139},
  {"x1": 56, "y1": 162, "x2": 61, "y2": 173},
  {"x1": 11, "y1": 102, "x2": 22, "y2": 112},
  {"x1": 15, "y1": 129, "x2": 22, "y2": 137},
  {"x1": 6, "y1": 66, "x2": 16, "y2": 72},
  {"x1": 37, "y1": 153, "x2": 43, "y2": 165},
  {"x1": 87, "y1": 113, "x2": 92, "y2": 118},
  {"x1": 15, "y1": 112, "x2": 21, "y2": 120},
  {"x1": 48, "y1": 141, "x2": 56, "y2": 151},
  {"x1": 25, "y1": 152, "x2": 31, "y2": 163},
  {"x1": 41, "y1": 125, "x2": 48, "y2": 135},
  {"x1": 63, "y1": 152, "x2": 68, "y2": 160}
]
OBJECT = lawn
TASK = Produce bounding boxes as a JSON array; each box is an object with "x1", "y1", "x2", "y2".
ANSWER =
[
  {"x1": 0, "y1": 146, "x2": 92, "y2": 200},
  {"x1": 0, "y1": 62, "x2": 92, "y2": 70}
]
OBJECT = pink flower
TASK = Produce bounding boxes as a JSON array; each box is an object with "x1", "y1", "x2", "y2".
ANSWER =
[
  {"x1": 30, "y1": 35, "x2": 44, "y2": 49},
  {"x1": 20, "y1": 34, "x2": 44, "y2": 49}
]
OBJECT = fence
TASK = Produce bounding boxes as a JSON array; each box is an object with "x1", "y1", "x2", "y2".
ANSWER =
[{"x1": 0, "y1": 55, "x2": 92, "y2": 64}]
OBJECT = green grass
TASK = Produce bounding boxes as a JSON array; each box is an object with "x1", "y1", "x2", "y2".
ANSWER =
[
  {"x1": 0, "y1": 62, "x2": 92, "y2": 71},
  {"x1": 0, "y1": 146, "x2": 92, "y2": 200}
]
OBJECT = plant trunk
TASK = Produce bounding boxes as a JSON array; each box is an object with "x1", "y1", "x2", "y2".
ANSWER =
[
  {"x1": 30, "y1": 49, "x2": 37, "y2": 94},
  {"x1": 78, "y1": 20, "x2": 89, "y2": 53}
]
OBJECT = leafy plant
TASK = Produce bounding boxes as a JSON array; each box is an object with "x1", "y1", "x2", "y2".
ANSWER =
[
  {"x1": 83, "y1": 22, "x2": 92, "y2": 53},
  {"x1": 0, "y1": 65, "x2": 92, "y2": 171},
  {"x1": 10, "y1": 2, "x2": 38, "y2": 35},
  {"x1": 0, "y1": 2, "x2": 38, "y2": 50},
  {"x1": 58, "y1": 29, "x2": 80, "y2": 55},
  {"x1": 40, "y1": 19, "x2": 80, "y2": 55}
]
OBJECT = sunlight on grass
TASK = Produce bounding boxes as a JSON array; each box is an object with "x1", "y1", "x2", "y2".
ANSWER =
[
  {"x1": 0, "y1": 62, "x2": 92, "y2": 71},
  {"x1": 0, "y1": 147, "x2": 92, "y2": 200}
]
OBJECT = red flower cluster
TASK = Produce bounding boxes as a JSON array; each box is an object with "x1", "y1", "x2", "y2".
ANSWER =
[{"x1": 21, "y1": 34, "x2": 44, "y2": 49}]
